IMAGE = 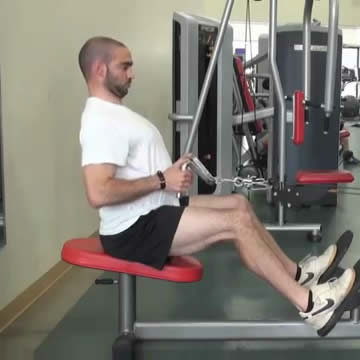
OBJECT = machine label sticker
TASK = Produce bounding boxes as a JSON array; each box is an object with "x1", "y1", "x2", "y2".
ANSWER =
[
  {"x1": 294, "y1": 45, "x2": 328, "y2": 52},
  {"x1": 287, "y1": 111, "x2": 294, "y2": 123}
]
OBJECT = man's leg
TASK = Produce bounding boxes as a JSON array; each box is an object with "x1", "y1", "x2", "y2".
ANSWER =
[
  {"x1": 169, "y1": 198, "x2": 310, "y2": 312},
  {"x1": 188, "y1": 194, "x2": 297, "y2": 278}
]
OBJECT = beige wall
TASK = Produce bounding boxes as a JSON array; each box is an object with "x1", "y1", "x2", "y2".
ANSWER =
[
  {"x1": 204, "y1": 0, "x2": 360, "y2": 27},
  {"x1": 0, "y1": 0, "x2": 205, "y2": 310}
]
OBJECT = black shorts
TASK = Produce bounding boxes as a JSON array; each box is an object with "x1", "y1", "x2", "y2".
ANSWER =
[{"x1": 99, "y1": 205, "x2": 186, "y2": 270}]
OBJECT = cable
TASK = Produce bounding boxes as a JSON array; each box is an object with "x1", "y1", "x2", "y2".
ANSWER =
[{"x1": 244, "y1": 0, "x2": 265, "y2": 177}]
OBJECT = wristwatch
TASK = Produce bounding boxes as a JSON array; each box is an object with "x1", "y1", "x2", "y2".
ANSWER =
[{"x1": 156, "y1": 170, "x2": 166, "y2": 190}]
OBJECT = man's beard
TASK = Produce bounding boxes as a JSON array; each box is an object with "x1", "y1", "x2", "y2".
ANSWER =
[{"x1": 105, "y1": 71, "x2": 130, "y2": 100}]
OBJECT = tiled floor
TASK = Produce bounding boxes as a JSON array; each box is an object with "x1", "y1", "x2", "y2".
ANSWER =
[{"x1": 1, "y1": 125, "x2": 360, "y2": 360}]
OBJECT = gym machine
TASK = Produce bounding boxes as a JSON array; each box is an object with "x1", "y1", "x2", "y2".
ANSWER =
[
  {"x1": 265, "y1": 0, "x2": 353, "y2": 235},
  {"x1": 169, "y1": 12, "x2": 234, "y2": 195},
  {"x1": 171, "y1": 0, "x2": 354, "y2": 239},
  {"x1": 258, "y1": 23, "x2": 343, "y2": 206}
]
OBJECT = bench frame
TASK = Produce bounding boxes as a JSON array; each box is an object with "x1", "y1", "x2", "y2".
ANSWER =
[
  {"x1": 62, "y1": 237, "x2": 360, "y2": 359},
  {"x1": 117, "y1": 273, "x2": 360, "y2": 342}
]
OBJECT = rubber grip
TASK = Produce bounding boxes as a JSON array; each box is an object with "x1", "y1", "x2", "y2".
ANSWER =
[{"x1": 293, "y1": 91, "x2": 305, "y2": 145}]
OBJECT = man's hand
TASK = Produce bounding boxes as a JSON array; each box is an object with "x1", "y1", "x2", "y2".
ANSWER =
[{"x1": 163, "y1": 155, "x2": 194, "y2": 193}]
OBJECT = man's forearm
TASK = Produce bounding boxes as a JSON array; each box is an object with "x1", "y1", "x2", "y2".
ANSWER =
[{"x1": 94, "y1": 175, "x2": 161, "y2": 207}]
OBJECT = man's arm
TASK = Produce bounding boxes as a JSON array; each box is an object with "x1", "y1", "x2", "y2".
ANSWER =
[
  {"x1": 83, "y1": 164, "x2": 160, "y2": 208},
  {"x1": 83, "y1": 156, "x2": 193, "y2": 209}
]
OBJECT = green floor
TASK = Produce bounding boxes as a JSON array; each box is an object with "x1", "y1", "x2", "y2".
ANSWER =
[{"x1": 2, "y1": 127, "x2": 360, "y2": 360}]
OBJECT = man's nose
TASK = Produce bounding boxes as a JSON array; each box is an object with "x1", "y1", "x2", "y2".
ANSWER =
[{"x1": 128, "y1": 67, "x2": 135, "y2": 80}]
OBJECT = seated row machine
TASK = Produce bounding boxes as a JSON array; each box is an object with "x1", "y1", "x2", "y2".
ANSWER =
[
  {"x1": 61, "y1": 1, "x2": 360, "y2": 359},
  {"x1": 61, "y1": 234, "x2": 360, "y2": 360}
]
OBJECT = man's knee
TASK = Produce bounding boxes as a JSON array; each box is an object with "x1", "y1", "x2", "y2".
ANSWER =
[{"x1": 228, "y1": 197, "x2": 253, "y2": 228}]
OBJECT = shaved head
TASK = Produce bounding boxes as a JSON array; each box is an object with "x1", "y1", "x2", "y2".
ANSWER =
[{"x1": 78, "y1": 37, "x2": 127, "y2": 81}]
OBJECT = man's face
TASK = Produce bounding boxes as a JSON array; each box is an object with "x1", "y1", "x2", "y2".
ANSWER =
[{"x1": 104, "y1": 46, "x2": 135, "y2": 100}]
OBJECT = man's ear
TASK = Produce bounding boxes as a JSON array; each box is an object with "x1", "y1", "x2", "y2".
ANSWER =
[{"x1": 93, "y1": 61, "x2": 107, "y2": 79}]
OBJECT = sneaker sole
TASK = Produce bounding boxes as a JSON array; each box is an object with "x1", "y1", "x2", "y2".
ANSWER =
[
  {"x1": 318, "y1": 230, "x2": 353, "y2": 284},
  {"x1": 317, "y1": 259, "x2": 360, "y2": 337}
]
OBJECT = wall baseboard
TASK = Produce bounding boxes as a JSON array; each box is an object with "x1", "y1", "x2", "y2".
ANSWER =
[{"x1": 0, "y1": 261, "x2": 72, "y2": 333}]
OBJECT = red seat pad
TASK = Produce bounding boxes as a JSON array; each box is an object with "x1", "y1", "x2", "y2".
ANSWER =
[
  {"x1": 296, "y1": 170, "x2": 354, "y2": 184},
  {"x1": 61, "y1": 238, "x2": 203, "y2": 283},
  {"x1": 340, "y1": 130, "x2": 351, "y2": 139}
]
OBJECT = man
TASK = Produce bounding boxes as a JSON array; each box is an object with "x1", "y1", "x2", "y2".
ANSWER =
[{"x1": 78, "y1": 36, "x2": 356, "y2": 335}]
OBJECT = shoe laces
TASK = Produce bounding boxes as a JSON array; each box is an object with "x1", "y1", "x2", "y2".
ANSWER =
[
  {"x1": 313, "y1": 278, "x2": 338, "y2": 307},
  {"x1": 327, "y1": 276, "x2": 341, "y2": 290},
  {"x1": 299, "y1": 253, "x2": 313, "y2": 266}
]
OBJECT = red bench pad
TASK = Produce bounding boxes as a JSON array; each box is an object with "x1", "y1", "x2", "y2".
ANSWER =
[
  {"x1": 340, "y1": 130, "x2": 351, "y2": 139},
  {"x1": 61, "y1": 238, "x2": 203, "y2": 283},
  {"x1": 296, "y1": 170, "x2": 354, "y2": 184}
]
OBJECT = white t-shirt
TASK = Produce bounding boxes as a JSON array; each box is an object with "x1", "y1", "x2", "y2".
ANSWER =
[{"x1": 80, "y1": 97, "x2": 179, "y2": 235}]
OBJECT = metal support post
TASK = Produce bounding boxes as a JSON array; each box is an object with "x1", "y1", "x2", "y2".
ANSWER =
[
  {"x1": 119, "y1": 274, "x2": 136, "y2": 335},
  {"x1": 324, "y1": 0, "x2": 339, "y2": 132},
  {"x1": 350, "y1": 308, "x2": 360, "y2": 323},
  {"x1": 135, "y1": 320, "x2": 360, "y2": 340},
  {"x1": 233, "y1": 107, "x2": 275, "y2": 126},
  {"x1": 269, "y1": 0, "x2": 286, "y2": 225},
  {"x1": 303, "y1": 0, "x2": 313, "y2": 106},
  {"x1": 184, "y1": 0, "x2": 234, "y2": 154}
]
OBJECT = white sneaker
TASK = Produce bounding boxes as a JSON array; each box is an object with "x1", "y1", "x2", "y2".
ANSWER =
[
  {"x1": 299, "y1": 268, "x2": 355, "y2": 331},
  {"x1": 298, "y1": 245, "x2": 337, "y2": 288}
]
